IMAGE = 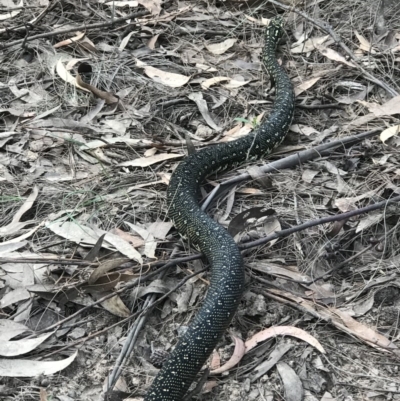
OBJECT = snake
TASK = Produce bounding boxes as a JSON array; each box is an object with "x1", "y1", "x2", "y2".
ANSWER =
[{"x1": 144, "y1": 16, "x2": 295, "y2": 401}]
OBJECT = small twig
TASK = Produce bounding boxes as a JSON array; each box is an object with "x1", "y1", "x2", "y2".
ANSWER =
[{"x1": 265, "y1": 0, "x2": 398, "y2": 97}]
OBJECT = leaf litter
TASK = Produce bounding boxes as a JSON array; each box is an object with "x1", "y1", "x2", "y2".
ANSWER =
[{"x1": 0, "y1": 0, "x2": 400, "y2": 400}]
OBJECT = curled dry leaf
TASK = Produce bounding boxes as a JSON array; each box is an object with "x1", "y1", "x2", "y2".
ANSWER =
[
  {"x1": 0, "y1": 186, "x2": 39, "y2": 237},
  {"x1": 210, "y1": 336, "x2": 246, "y2": 374},
  {"x1": 205, "y1": 38, "x2": 236, "y2": 55},
  {"x1": 119, "y1": 31, "x2": 136, "y2": 51},
  {"x1": 223, "y1": 79, "x2": 251, "y2": 89},
  {"x1": 136, "y1": 59, "x2": 190, "y2": 88},
  {"x1": 380, "y1": 125, "x2": 400, "y2": 143},
  {"x1": 85, "y1": 271, "x2": 137, "y2": 292},
  {"x1": 245, "y1": 326, "x2": 325, "y2": 354},
  {"x1": 358, "y1": 96, "x2": 400, "y2": 117}
]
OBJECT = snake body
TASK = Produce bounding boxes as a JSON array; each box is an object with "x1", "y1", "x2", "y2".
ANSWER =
[{"x1": 145, "y1": 17, "x2": 295, "y2": 401}]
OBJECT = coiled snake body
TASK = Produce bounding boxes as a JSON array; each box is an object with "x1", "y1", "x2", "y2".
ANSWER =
[{"x1": 145, "y1": 17, "x2": 295, "y2": 401}]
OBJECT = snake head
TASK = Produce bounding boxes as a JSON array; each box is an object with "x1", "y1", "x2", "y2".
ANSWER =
[{"x1": 265, "y1": 16, "x2": 284, "y2": 42}]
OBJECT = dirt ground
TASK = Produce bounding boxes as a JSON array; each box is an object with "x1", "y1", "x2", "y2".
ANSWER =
[{"x1": 0, "y1": 0, "x2": 400, "y2": 401}]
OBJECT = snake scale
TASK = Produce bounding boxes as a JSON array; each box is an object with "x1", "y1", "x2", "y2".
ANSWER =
[{"x1": 144, "y1": 16, "x2": 295, "y2": 401}]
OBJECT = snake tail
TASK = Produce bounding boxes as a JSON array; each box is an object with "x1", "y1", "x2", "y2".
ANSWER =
[{"x1": 144, "y1": 16, "x2": 295, "y2": 401}]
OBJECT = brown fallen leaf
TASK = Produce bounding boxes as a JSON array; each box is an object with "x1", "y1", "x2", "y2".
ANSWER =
[
  {"x1": 210, "y1": 335, "x2": 246, "y2": 374},
  {"x1": 245, "y1": 326, "x2": 325, "y2": 354},
  {"x1": 94, "y1": 292, "x2": 130, "y2": 318},
  {"x1": 331, "y1": 308, "x2": 397, "y2": 350},
  {"x1": 316, "y1": 44, "x2": 356, "y2": 68},
  {"x1": 88, "y1": 258, "x2": 131, "y2": 285},
  {"x1": 0, "y1": 351, "x2": 78, "y2": 377}
]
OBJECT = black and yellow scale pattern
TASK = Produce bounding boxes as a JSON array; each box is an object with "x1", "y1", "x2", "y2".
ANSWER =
[{"x1": 145, "y1": 17, "x2": 295, "y2": 401}]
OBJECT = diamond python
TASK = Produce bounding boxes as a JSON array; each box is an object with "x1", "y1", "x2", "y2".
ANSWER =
[{"x1": 144, "y1": 16, "x2": 295, "y2": 401}]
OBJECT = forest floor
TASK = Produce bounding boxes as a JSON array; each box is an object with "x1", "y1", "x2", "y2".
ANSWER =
[{"x1": 0, "y1": 0, "x2": 400, "y2": 401}]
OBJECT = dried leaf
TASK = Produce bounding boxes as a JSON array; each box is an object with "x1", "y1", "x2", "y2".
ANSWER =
[
  {"x1": 118, "y1": 153, "x2": 182, "y2": 167},
  {"x1": 119, "y1": 31, "x2": 136, "y2": 51},
  {"x1": 136, "y1": 59, "x2": 190, "y2": 87},
  {"x1": 96, "y1": 293, "x2": 130, "y2": 317},
  {"x1": 0, "y1": 351, "x2": 77, "y2": 377},
  {"x1": 291, "y1": 36, "x2": 329, "y2": 54},
  {"x1": 201, "y1": 76, "x2": 230, "y2": 90},
  {"x1": 210, "y1": 336, "x2": 245, "y2": 374},
  {"x1": 205, "y1": 38, "x2": 236, "y2": 55},
  {"x1": 316, "y1": 45, "x2": 356, "y2": 67},
  {"x1": 380, "y1": 125, "x2": 400, "y2": 143},
  {"x1": 0, "y1": 0, "x2": 22, "y2": 20},
  {"x1": 137, "y1": 0, "x2": 161, "y2": 15},
  {"x1": 188, "y1": 92, "x2": 221, "y2": 132},
  {"x1": 0, "y1": 288, "x2": 30, "y2": 308},
  {"x1": 0, "y1": 332, "x2": 53, "y2": 357},
  {"x1": 355, "y1": 31, "x2": 376, "y2": 53},
  {"x1": 124, "y1": 222, "x2": 157, "y2": 259},
  {"x1": 358, "y1": 96, "x2": 400, "y2": 117},
  {"x1": 294, "y1": 77, "x2": 321, "y2": 96},
  {"x1": 245, "y1": 326, "x2": 325, "y2": 354},
  {"x1": 276, "y1": 362, "x2": 304, "y2": 401}
]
